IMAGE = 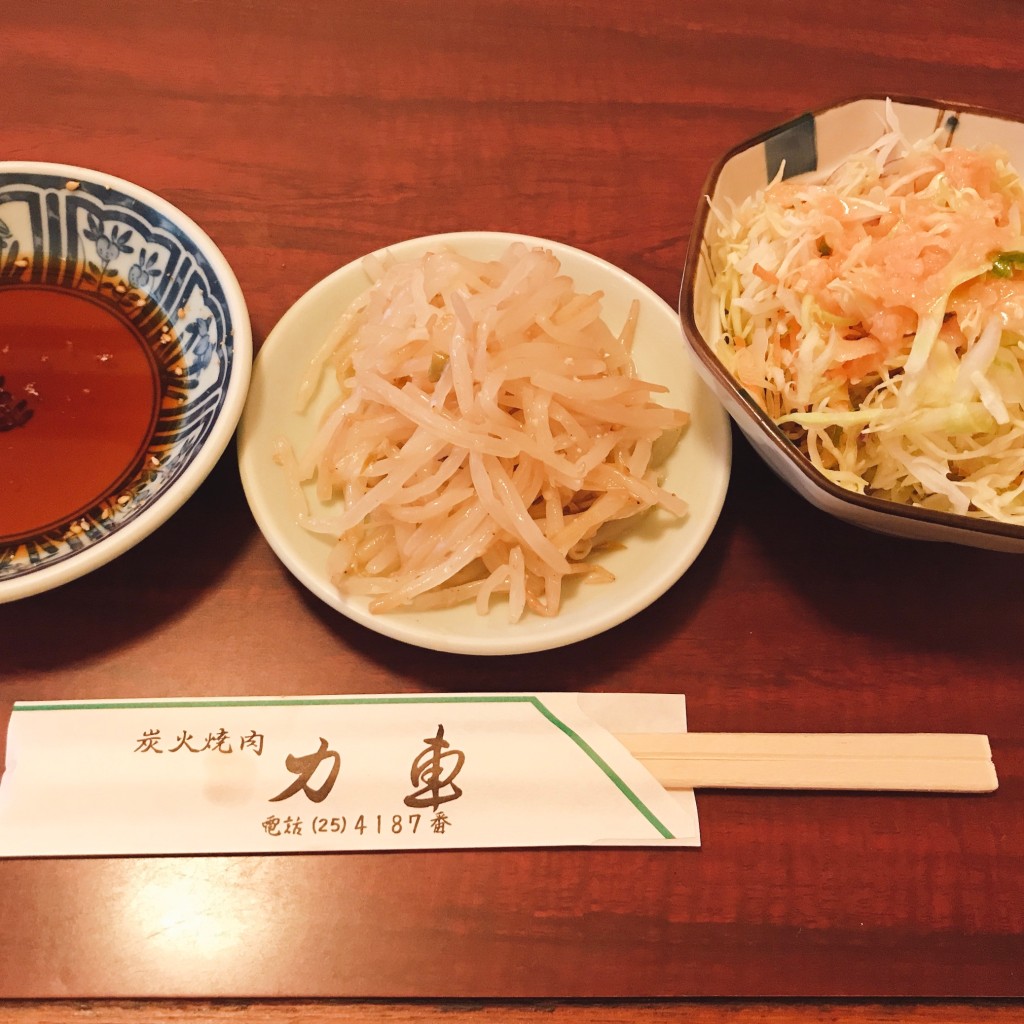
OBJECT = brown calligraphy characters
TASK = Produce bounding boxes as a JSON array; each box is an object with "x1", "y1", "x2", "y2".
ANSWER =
[
  {"x1": 204, "y1": 728, "x2": 233, "y2": 753},
  {"x1": 261, "y1": 815, "x2": 303, "y2": 836},
  {"x1": 133, "y1": 729, "x2": 162, "y2": 753},
  {"x1": 239, "y1": 729, "x2": 265, "y2": 755},
  {"x1": 170, "y1": 730, "x2": 203, "y2": 753},
  {"x1": 133, "y1": 728, "x2": 265, "y2": 755},
  {"x1": 269, "y1": 737, "x2": 340, "y2": 803},
  {"x1": 404, "y1": 724, "x2": 465, "y2": 813}
]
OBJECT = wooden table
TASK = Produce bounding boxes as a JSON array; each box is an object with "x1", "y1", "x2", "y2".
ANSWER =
[{"x1": 2, "y1": 1, "x2": 1022, "y2": 1021}]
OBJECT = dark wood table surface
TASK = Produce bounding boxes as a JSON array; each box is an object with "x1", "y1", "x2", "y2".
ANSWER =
[{"x1": 2, "y1": 1, "x2": 1023, "y2": 1021}]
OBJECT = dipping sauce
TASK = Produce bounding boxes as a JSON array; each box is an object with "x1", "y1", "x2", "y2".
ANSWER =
[{"x1": 0, "y1": 285, "x2": 161, "y2": 543}]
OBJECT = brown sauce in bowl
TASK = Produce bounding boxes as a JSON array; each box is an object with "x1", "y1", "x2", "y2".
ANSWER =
[{"x1": 0, "y1": 285, "x2": 161, "y2": 543}]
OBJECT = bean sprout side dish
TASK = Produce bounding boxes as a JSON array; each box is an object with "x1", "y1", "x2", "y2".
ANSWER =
[{"x1": 277, "y1": 243, "x2": 689, "y2": 621}]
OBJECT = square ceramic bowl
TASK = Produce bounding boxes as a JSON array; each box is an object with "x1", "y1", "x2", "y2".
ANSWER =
[
  {"x1": 680, "y1": 96, "x2": 1024, "y2": 553},
  {"x1": 0, "y1": 162, "x2": 251, "y2": 601}
]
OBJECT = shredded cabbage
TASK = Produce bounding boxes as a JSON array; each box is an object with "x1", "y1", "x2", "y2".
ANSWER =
[{"x1": 708, "y1": 100, "x2": 1024, "y2": 523}]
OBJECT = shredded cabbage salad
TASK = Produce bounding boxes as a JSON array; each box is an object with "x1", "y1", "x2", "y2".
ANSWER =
[{"x1": 708, "y1": 102, "x2": 1024, "y2": 523}]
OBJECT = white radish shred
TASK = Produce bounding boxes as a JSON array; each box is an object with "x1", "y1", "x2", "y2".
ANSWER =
[{"x1": 280, "y1": 242, "x2": 690, "y2": 621}]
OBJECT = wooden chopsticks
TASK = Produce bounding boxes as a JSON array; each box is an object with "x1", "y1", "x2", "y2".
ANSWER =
[{"x1": 614, "y1": 732, "x2": 998, "y2": 793}]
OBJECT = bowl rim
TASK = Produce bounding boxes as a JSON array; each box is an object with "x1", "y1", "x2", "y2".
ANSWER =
[
  {"x1": 0, "y1": 160, "x2": 253, "y2": 602},
  {"x1": 678, "y1": 93, "x2": 1024, "y2": 542}
]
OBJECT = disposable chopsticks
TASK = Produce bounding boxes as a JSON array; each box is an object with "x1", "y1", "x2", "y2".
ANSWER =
[{"x1": 614, "y1": 732, "x2": 998, "y2": 793}]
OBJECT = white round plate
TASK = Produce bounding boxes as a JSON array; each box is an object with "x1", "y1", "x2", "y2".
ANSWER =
[{"x1": 237, "y1": 231, "x2": 731, "y2": 655}]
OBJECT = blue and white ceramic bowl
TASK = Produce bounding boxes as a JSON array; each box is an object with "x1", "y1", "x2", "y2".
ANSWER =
[{"x1": 0, "y1": 162, "x2": 251, "y2": 601}]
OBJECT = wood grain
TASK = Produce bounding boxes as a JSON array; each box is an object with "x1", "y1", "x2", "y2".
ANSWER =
[
  {"x1": 0, "y1": 1003, "x2": 1022, "y2": 1024},
  {"x1": 624, "y1": 732, "x2": 1000, "y2": 791},
  {"x1": 2, "y1": 0, "x2": 1023, "y2": 1014}
]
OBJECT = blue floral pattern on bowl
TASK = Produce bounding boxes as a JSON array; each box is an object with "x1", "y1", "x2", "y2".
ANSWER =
[{"x1": 0, "y1": 165, "x2": 248, "y2": 590}]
